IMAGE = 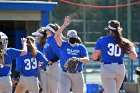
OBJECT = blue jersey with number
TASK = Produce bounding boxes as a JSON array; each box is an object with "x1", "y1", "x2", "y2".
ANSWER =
[
  {"x1": 60, "y1": 41, "x2": 88, "y2": 70},
  {"x1": 16, "y1": 50, "x2": 48, "y2": 77},
  {"x1": 43, "y1": 36, "x2": 60, "y2": 60},
  {"x1": 95, "y1": 35, "x2": 124, "y2": 63},
  {"x1": 0, "y1": 48, "x2": 22, "y2": 76}
]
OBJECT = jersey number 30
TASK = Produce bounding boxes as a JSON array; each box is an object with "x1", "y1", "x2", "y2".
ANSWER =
[
  {"x1": 108, "y1": 43, "x2": 121, "y2": 57},
  {"x1": 24, "y1": 58, "x2": 37, "y2": 70}
]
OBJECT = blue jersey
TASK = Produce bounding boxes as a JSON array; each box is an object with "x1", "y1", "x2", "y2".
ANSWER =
[
  {"x1": 0, "y1": 48, "x2": 22, "y2": 76},
  {"x1": 43, "y1": 36, "x2": 60, "y2": 60},
  {"x1": 60, "y1": 41, "x2": 88, "y2": 70},
  {"x1": 95, "y1": 35, "x2": 124, "y2": 64},
  {"x1": 16, "y1": 50, "x2": 48, "y2": 77}
]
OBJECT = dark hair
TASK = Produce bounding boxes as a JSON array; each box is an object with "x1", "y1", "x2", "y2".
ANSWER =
[
  {"x1": 48, "y1": 23, "x2": 60, "y2": 33},
  {"x1": 108, "y1": 20, "x2": 134, "y2": 54},
  {"x1": 38, "y1": 29, "x2": 47, "y2": 48},
  {"x1": 48, "y1": 23, "x2": 66, "y2": 39},
  {"x1": 26, "y1": 36, "x2": 37, "y2": 58}
]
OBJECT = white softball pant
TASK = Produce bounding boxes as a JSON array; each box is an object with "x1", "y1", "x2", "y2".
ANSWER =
[
  {"x1": 15, "y1": 75, "x2": 39, "y2": 93},
  {"x1": 0, "y1": 75, "x2": 12, "y2": 93},
  {"x1": 101, "y1": 63, "x2": 125, "y2": 93},
  {"x1": 59, "y1": 70, "x2": 85, "y2": 93}
]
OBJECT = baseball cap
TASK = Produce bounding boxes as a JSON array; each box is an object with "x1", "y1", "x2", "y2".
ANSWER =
[
  {"x1": 42, "y1": 25, "x2": 56, "y2": 33},
  {"x1": 67, "y1": 30, "x2": 77, "y2": 38},
  {"x1": 32, "y1": 28, "x2": 44, "y2": 37}
]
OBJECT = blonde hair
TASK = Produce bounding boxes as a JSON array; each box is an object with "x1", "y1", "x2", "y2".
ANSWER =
[{"x1": 0, "y1": 49, "x2": 6, "y2": 65}]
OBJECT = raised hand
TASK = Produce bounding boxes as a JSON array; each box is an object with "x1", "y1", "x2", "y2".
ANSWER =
[
  {"x1": 21, "y1": 38, "x2": 27, "y2": 46},
  {"x1": 63, "y1": 16, "x2": 71, "y2": 27}
]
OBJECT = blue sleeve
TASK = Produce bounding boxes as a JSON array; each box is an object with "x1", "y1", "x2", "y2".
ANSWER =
[
  {"x1": 37, "y1": 51, "x2": 48, "y2": 69},
  {"x1": 7, "y1": 48, "x2": 22, "y2": 58},
  {"x1": 79, "y1": 44, "x2": 89, "y2": 57},
  {"x1": 50, "y1": 42, "x2": 60, "y2": 57},
  {"x1": 15, "y1": 57, "x2": 22, "y2": 72},
  {"x1": 43, "y1": 43, "x2": 47, "y2": 55},
  {"x1": 95, "y1": 37, "x2": 102, "y2": 50}
]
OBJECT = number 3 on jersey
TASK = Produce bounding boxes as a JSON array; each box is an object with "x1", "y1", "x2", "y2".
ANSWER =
[
  {"x1": 108, "y1": 43, "x2": 121, "y2": 57},
  {"x1": 24, "y1": 58, "x2": 37, "y2": 70}
]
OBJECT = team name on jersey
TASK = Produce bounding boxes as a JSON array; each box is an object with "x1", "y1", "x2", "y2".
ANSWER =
[{"x1": 66, "y1": 48, "x2": 80, "y2": 55}]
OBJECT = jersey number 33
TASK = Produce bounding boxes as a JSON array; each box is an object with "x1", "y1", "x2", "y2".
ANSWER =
[{"x1": 24, "y1": 58, "x2": 38, "y2": 70}]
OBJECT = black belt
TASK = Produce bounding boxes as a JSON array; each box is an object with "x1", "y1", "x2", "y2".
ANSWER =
[
  {"x1": 0, "y1": 75, "x2": 8, "y2": 77},
  {"x1": 63, "y1": 69, "x2": 82, "y2": 74}
]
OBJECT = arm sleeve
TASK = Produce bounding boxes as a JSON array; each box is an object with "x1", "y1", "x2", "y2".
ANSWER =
[
  {"x1": 7, "y1": 48, "x2": 22, "y2": 58},
  {"x1": 80, "y1": 44, "x2": 89, "y2": 57},
  {"x1": 37, "y1": 51, "x2": 49, "y2": 69},
  {"x1": 95, "y1": 38, "x2": 102, "y2": 50}
]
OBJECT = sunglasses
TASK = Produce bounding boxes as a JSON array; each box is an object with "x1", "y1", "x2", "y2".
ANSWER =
[{"x1": 68, "y1": 33, "x2": 77, "y2": 38}]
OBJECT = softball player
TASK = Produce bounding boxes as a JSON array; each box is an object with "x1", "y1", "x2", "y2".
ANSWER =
[
  {"x1": 54, "y1": 16, "x2": 89, "y2": 93},
  {"x1": 32, "y1": 28, "x2": 48, "y2": 93},
  {"x1": 0, "y1": 32, "x2": 27, "y2": 93},
  {"x1": 14, "y1": 36, "x2": 49, "y2": 93},
  {"x1": 92, "y1": 20, "x2": 137, "y2": 93},
  {"x1": 32, "y1": 28, "x2": 59, "y2": 93},
  {"x1": 42, "y1": 23, "x2": 61, "y2": 93}
]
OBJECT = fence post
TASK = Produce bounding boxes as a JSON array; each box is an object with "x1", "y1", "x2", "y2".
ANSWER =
[{"x1": 130, "y1": 59, "x2": 134, "y2": 82}]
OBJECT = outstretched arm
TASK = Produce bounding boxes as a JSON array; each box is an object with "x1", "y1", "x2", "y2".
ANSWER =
[{"x1": 54, "y1": 16, "x2": 71, "y2": 47}]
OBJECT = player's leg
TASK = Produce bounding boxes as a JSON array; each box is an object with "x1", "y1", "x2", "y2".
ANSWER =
[
  {"x1": 14, "y1": 76, "x2": 27, "y2": 93},
  {"x1": 2, "y1": 76, "x2": 12, "y2": 93},
  {"x1": 29, "y1": 77, "x2": 39, "y2": 93},
  {"x1": 101, "y1": 64, "x2": 116, "y2": 93},
  {"x1": 115, "y1": 64, "x2": 125, "y2": 93},
  {"x1": 59, "y1": 71, "x2": 71, "y2": 93},
  {"x1": 48, "y1": 63, "x2": 60, "y2": 93},
  {"x1": 39, "y1": 69, "x2": 48, "y2": 93},
  {"x1": 72, "y1": 72, "x2": 84, "y2": 93}
]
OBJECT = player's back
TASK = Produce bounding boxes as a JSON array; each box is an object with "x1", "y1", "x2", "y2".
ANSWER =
[
  {"x1": 98, "y1": 35, "x2": 124, "y2": 63},
  {"x1": 16, "y1": 51, "x2": 42, "y2": 77}
]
